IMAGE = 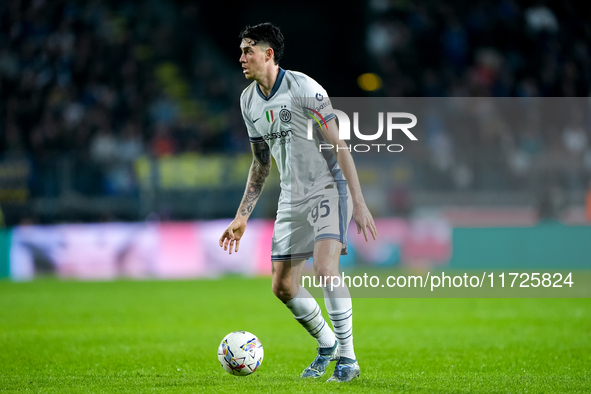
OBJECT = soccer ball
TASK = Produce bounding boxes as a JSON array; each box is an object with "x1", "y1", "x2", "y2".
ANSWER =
[{"x1": 217, "y1": 331, "x2": 264, "y2": 376}]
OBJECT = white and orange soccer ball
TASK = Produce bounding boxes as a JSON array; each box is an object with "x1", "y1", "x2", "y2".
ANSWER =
[{"x1": 217, "y1": 331, "x2": 264, "y2": 376}]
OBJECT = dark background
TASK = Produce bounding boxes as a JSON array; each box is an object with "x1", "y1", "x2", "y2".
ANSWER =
[{"x1": 1, "y1": 0, "x2": 590, "y2": 225}]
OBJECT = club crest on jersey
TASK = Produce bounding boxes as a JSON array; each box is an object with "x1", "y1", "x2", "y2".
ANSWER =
[
  {"x1": 279, "y1": 105, "x2": 291, "y2": 122},
  {"x1": 265, "y1": 110, "x2": 275, "y2": 123}
]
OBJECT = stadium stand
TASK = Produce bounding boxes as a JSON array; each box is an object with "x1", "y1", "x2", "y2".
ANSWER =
[{"x1": 0, "y1": 0, "x2": 589, "y2": 224}]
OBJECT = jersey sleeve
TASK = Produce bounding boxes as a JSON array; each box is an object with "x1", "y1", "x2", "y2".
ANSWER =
[
  {"x1": 240, "y1": 90, "x2": 264, "y2": 144},
  {"x1": 294, "y1": 76, "x2": 336, "y2": 128}
]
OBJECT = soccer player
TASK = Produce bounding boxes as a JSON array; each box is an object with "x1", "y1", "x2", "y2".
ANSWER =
[{"x1": 219, "y1": 22, "x2": 377, "y2": 382}]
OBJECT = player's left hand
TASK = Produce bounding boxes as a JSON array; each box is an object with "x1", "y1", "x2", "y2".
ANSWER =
[{"x1": 352, "y1": 203, "x2": 377, "y2": 242}]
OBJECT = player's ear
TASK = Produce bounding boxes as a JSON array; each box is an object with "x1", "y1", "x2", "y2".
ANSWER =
[{"x1": 266, "y1": 47, "x2": 274, "y2": 62}]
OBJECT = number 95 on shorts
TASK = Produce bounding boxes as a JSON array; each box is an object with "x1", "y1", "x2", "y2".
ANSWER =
[
  {"x1": 271, "y1": 189, "x2": 353, "y2": 261},
  {"x1": 306, "y1": 189, "x2": 353, "y2": 244}
]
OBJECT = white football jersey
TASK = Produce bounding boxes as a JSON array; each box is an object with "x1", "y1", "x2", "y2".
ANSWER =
[{"x1": 240, "y1": 68, "x2": 347, "y2": 204}]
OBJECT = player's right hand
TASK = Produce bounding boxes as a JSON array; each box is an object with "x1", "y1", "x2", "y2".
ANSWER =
[{"x1": 219, "y1": 219, "x2": 247, "y2": 254}]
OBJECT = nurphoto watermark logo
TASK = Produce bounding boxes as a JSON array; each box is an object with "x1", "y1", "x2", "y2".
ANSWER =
[{"x1": 305, "y1": 106, "x2": 417, "y2": 153}]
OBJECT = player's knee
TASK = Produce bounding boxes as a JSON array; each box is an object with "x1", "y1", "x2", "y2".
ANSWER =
[
  {"x1": 314, "y1": 266, "x2": 338, "y2": 280},
  {"x1": 272, "y1": 281, "x2": 293, "y2": 303}
]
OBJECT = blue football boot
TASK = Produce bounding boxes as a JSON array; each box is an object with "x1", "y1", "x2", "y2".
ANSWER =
[
  {"x1": 326, "y1": 357, "x2": 360, "y2": 382},
  {"x1": 301, "y1": 341, "x2": 338, "y2": 378}
]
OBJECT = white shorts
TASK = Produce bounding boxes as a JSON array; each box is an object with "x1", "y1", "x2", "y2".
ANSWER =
[{"x1": 271, "y1": 182, "x2": 353, "y2": 262}]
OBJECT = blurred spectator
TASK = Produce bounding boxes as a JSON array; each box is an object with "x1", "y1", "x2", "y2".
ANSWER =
[
  {"x1": 90, "y1": 128, "x2": 118, "y2": 165},
  {"x1": 118, "y1": 121, "x2": 144, "y2": 164},
  {"x1": 441, "y1": 14, "x2": 469, "y2": 73},
  {"x1": 561, "y1": 109, "x2": 588, "y2": 155},
  {"x1": 150, "y1": 93, "x2": 179, "y2": 125},
  {"x1": 150, "y1": 124, "x2": 176, "y2": 157},
  {"x1": 538, "y1": 176, "x2": 566, "y2": 220},
  {"x1": 525, "y1": 1, "x2": 559, "y2": 34}
]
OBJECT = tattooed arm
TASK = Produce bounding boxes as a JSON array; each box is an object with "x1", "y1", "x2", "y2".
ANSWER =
[
  {"x1": 219, "y1": 141, "x2": 271, "y2": 254},
  {"x1": 236, "y1": 142, "x2": 271, "y2": 218}
]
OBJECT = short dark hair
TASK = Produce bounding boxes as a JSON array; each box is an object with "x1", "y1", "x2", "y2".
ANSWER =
[{"x1": 239, "y1": 23, "x2": 284, "y2": 65}]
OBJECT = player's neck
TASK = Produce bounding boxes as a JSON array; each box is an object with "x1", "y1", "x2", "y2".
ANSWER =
[{"x1": 256, "y1": 66, "x2": 280, "y2": 97}]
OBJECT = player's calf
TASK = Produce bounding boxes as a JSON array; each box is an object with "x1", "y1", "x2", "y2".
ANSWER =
[{"x1": 272, "y1": 280, "x2": 294, "y2": 303}]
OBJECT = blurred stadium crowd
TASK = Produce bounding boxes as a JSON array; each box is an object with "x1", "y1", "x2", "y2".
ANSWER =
[
  {"x1": 0, "y1": 0, "x2": 247, "y2": 200},
  {"x1": 366, "y1": 0, "x2": 590, "y2": 97},
  {"x1": 0, "y1": 0, "x2": 590, "y2": 224}
]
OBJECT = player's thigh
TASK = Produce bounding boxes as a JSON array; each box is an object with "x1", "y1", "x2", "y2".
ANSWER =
[
  {"x1": 307, "y1": 191, "x2": 351, "y2": 276},
  {"x1": 271, "y1": 200, "x2": 315, "y2": 262},
  {"x1": 307, "y1": 191, "x2": 351, "y2": 246}
]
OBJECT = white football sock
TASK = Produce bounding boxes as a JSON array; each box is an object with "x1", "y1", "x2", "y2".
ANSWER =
[
  {"x1": 285, "y1": 286, "x2": 336, "y2": 348},
  {"x1": 323, "y1": 284, "x2": 356, "y2": 360}
]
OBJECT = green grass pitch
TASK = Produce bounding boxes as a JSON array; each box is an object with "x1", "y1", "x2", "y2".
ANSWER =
[{"x1": 0, "y1": 277, "x2": 589, "y2": 393}]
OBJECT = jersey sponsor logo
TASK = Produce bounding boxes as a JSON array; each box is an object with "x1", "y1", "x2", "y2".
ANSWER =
[
  {"x1": 262, "y1": 129, "x2": 293, "y2": 141},
  {"x1": 316, "y1": 93, "x2": 323, "y2": 101},
  {"x1": 279, "y1": 105, "x2": 291, "y2": 122},
  {"x1": 265, "y1": 110, "x2": 275, "y2": 123},
  {"x1": 315, "y1": 100, "x2": 331, "y2": 112},
  {"x1": 253, "y1": 117, "x2": 261, "y2": 123}
]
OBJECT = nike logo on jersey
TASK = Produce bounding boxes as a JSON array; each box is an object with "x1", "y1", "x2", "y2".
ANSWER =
[
  {"x1": 318, "y1": 225, "x2": 330, "y2": 232},
  {"x1": 253, "y1": 117, "x2": 261, "y2": 123}
]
